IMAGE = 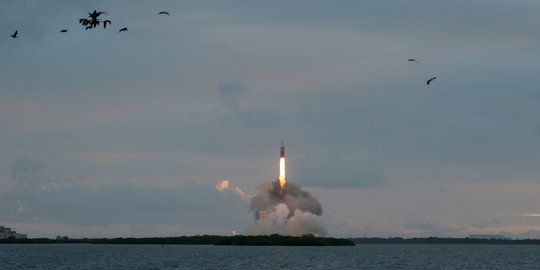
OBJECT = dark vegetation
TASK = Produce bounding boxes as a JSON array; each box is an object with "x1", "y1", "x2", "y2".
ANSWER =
[
  {"x1": 0, "y1": 234, "x2": 353, "y2": 246},
  {"x1": 4, "y1": 236, "x2": 540, "y2": 245},
  {"x1": 216, "y1": 234, "x2": 354, "y2": 246}
]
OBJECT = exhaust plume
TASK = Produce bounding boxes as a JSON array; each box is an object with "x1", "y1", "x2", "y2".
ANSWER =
[
  {"x1": 216, "y1": 179, "x2": 252, "y2": 200},
  {"x1": 279, "y1": 141, "x2": 286, "y2": 193},
  {"x1": 279, "y1": 157, "x2": 286, "y2": 192},
  {"x1": 216, "y1": 179, "x2": 230, "y2": 191},
  {"x1": 248, "y1": 180, "x2": 326, "y2": 236}
]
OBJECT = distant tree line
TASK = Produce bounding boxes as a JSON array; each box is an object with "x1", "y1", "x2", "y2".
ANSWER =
[
  {"x1": 0, "y1": 234, "x2": 354, "y2": 246},
  {"x1": 216, "y1": 234, "x2": 354, "y2": 246},
  {"x1": 3, "y1": 236, "x2": 539, "y2": 245}
]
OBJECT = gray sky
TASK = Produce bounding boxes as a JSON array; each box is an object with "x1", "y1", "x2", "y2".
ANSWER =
[{"x1": 2, "y1": 0, "x2": 540, "y2": 238}]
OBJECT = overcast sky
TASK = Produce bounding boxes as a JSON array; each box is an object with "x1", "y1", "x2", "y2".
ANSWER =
[{"x1": 2, "y1": 0, "x2": 540, "y2": 238}]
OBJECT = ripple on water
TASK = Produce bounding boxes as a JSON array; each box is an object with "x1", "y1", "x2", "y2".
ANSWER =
[{"x1": 1, "y1": 244, "x2": 540, "y2": 270}]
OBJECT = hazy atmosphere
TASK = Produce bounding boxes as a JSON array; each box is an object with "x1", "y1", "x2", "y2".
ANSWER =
[{"x1": 1, "y1": 0, "x2": 540, "y2": 238}]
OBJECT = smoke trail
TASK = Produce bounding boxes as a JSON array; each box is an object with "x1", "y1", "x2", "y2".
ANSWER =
[
  {"x1": 248, "y1": 181, "x2": 327, "y2": 236},
  {"x1": 216, "y1": 179, "x2": 252, "y2": 200}
]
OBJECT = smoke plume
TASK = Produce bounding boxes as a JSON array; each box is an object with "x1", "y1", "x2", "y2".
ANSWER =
[
  {"x1": 216, "y1": 179, "x2": 230, "y2": 191},
  {"x1": 248, "y1": 180, "x2": 327, "y2": 236},
  {"x1": 216, "y1": 179, "x2": 252, "y2": 200}
]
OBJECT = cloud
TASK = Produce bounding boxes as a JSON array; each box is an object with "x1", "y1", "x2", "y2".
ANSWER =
[
  {"x1": 2, "y1": 0, "x2": 540, "y2": 239},
  {"x1": 217, "y1": 82, "x2": 277, "y2": 129},
  {"x1": 3, "y1": 222, "x2": 231, "y2": 239},
  {"x1": 470, "y1": 219, "x2": 501, "y2": 229},
  {"x1": 9, "y1": 158, "x2": 44, "y2": 184},
  {"x1": 9, "y1": 158, "x2": 76, "y2": 185},
  {"x1": 14, "y1": 200, "x2": 26, "y2": 213},
  {"x1": 516, "y1": 230, "x2": 540, "y2": 239},
  {"x1": 405, "y1": 221, "x2": 466, "y2": 237},
  {"x1": 513, "y1": 213, "x2": 540, "y2": 218},
  {"x1": 235, "y1": 108, "x2": 277, "y2": 129},
  {"x1": 218, "y1": 82, "x2": 247, "y2": 109},
  {"x1": 0, "y1": 180, "x2": 250, "y2": 230},
  {"x1": 292, "y1": 147, "x2": 387, "y2": 189}
]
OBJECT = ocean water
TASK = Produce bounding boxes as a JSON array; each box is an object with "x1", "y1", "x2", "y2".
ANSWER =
[{"x1": 1, "y1": 244, "x2": 540, "y2": 269}]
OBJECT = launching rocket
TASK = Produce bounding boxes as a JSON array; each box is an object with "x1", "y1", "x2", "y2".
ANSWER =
[{"x1": 278, "y1": 141, "x2": 286, "y2": 192}]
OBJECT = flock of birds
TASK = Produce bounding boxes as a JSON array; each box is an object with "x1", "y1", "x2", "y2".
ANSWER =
[
  {"x1": 9, "y1": 9, "x2": 437, "y2": 86},
  {"x1": 9, "y1": 9, "x2": 169, "y2": 36}
]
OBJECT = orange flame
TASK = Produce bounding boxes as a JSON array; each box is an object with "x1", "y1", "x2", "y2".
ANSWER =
[{"x1": 279, "y1": 157, "x2": 286, "y2": 192}]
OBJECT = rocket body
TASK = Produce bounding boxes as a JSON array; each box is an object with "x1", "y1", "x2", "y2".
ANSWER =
[{"x1": 280, "y1": 141, "x2": 285, "y2": 158}]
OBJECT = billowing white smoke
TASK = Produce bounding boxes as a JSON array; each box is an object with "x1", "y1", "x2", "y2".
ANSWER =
[
  {"x1": 288, "y1": 208, "x2": 327, "y2": 236},
  {"x1": 248, "y1": 181, "x2": 327, "y2": 236}
]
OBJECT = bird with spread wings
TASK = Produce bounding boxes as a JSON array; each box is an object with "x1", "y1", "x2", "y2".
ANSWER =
[{"x1": 79, "y1": 10, "x2": 111, "y2": 30}]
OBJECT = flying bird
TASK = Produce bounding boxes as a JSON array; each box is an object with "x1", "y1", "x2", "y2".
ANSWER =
[
  {"x1": 158, "y1": 11, "x2": 170, "y2": 15},
  {"x1": 11, "y1": 30, "x2": 18, "y2": 38},
  {"x1": 88, "y1": 10, "x2": 107, "y2": 20},
  {"x1": 119, "y1": 27, "x2": 128, "y2": 33},
  {"x1": 426, "y1": 76, "x2": 437, "y2": 85},
  {"x1": 408, "y1": 58, "x2": 418, "y2": 63},
  {"x1": 79, "y1": 10, "x2": 110, "y2": 30},
  {"x1": 60, "y1": 29, "x2": 68, "y2": 33}
]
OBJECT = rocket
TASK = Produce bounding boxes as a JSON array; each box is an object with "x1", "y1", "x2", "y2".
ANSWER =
[{"x1": 278, "y1": 140, "x2": 286, "y2": 193}]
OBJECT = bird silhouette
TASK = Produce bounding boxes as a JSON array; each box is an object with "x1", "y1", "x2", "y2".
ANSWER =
[
  {"x1": 11, "y1": 30, "x2": 18, "y2": 38},
  {"x1": 408, "y1": 58, "x2": 418, "y2": 63},
  {"x1": 119, "y1": 27, "x2": 128, "y2": 33},
  {"x1": 60, "y1": 29, "x2": 68, "y2": 33},
  {"x1": 426, "y1": 76, "x2": 437, "y2": 85},
  {"x1": 80, "y1": 10, "x2": 110, "y2": 30},
  {"x1": 88, "y1": 10, "x2": 107, "y2": 20},
  {"x1": 158, "y1": 11, "x2": 170, "y2": 15}
]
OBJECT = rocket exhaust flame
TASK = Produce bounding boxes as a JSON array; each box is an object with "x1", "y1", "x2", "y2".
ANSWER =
[
  {"x1": 278, "y1": 141, "x2": 286, "y2": 193},
  {"x1": 279, "y1": 157, "x2": 286, "y2": 192},
  {"x1": 248, "y1": 141, "x2": 326, "y2": 236}
]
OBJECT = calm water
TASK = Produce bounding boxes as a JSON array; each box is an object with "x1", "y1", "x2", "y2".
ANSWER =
[{"x1": 1, "y1": 244, "x2": 539, "y2": 269}]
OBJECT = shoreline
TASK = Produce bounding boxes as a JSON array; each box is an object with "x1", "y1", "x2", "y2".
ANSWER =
[
  {"x1": 2, "y1": 236, "x2": 540, "y2": 245},
  {"x1": 0, "y1": 235, "x2": 354, "y2": 246}
]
